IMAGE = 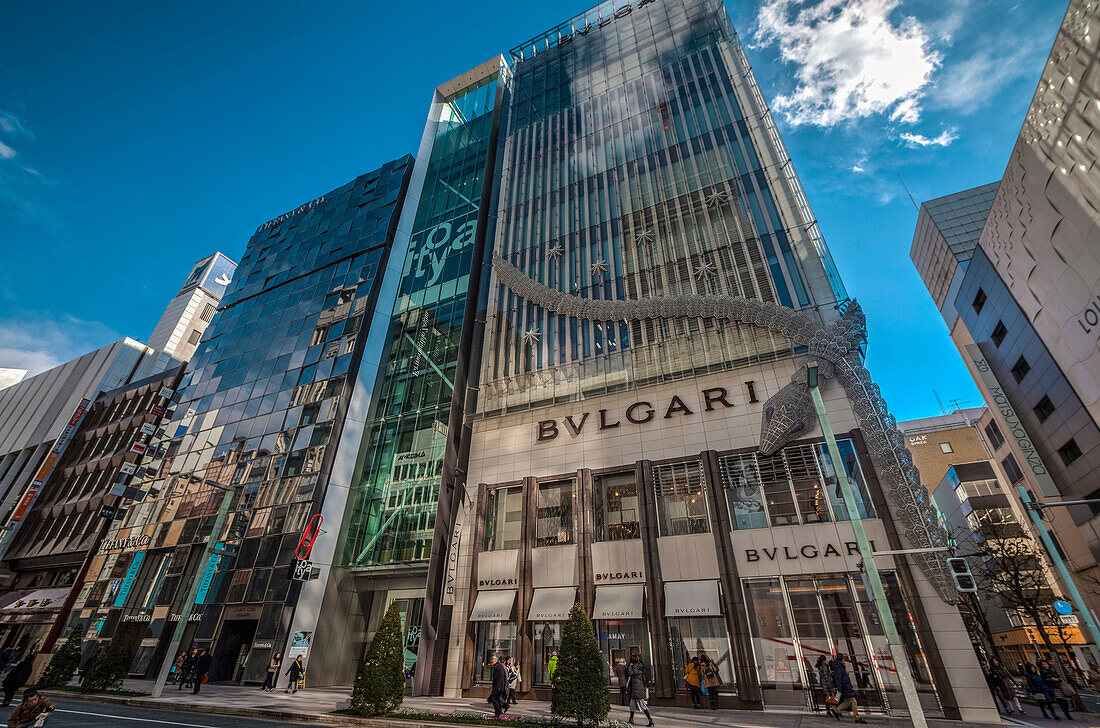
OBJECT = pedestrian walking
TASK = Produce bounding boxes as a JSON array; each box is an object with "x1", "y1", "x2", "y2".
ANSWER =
[
  {"x1": 830, "y1": 654, "x2": 865, "y2": 723},
  {"x1": 262, "y1": 652, "x2": 282, "y2": 692},
  {"x1": 168, "y1": 652, "x2": 186, "y2": 685},
  {"x1": 816, "y1": 655, "x2": 838, "y2": 717},
  {"x1": 547, "y1": 651, "x2": 559, "y2": 682},
  {"x1": 6, "y1": 688, "x2": 54, "y2": 728},
  {"x1": 1, "y1": 659, "x2": 32, "y2": 708},
  {"x1": 191, "y1": 649, "x2": 212, "y2": 695},
  {"x1": 489, "y1": 655, "x2": 509, "y2": 717},
  {"x1": 615, "y1": 658, "x2": 630, "y2": 706},
  {"x1": 1039, "y1": 660, "x2": 1075, "y2": 720},
  {"x1": 698, "y1": 654, "x2": 721, "y2": 710},
  {"x1": 683, "y1": 657, "x2": 702, "y2": 709},
  {"x1": 284, "y1": 654, "x2": 304, "y2": 694},
  {"x1": 1024, "y1": 663, "x2": 1058, "y2": 720},
  {"x1": 505, "y1": 657, "x2": 520, "y2": 704},
  {"x1": 627, "y1": 655, "x2": 653, "y2": 727},
  {"x1": 987, "y1": 657, "x2": 1023, "y2": 715},
  {"x1": 178, "y1": 648, "x2": 198, "y2": 690}
]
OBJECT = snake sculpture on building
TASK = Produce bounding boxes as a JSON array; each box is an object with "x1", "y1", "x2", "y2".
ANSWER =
[{"x1": 492, "y1": 251, "x2": 955, "y2": 602}]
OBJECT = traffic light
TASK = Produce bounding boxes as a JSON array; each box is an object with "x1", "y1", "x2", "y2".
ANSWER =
[{"x1": 947, "y1": 557, "x2": 977, "y2": 593}]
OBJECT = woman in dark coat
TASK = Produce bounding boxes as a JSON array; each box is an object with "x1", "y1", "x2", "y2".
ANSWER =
[
  {"x1": 2, "y1": 658, "x2": 33, "y2": 707},
  {"x1": 1039, "y1": 660, "x2": 1074, "y2": 720},
  {"x1": 1024, "y1": 663, "x2": 1058, "y2": 720},
  {"x1": 627, "y1": 655, "x2": 653, "y2": 727}
]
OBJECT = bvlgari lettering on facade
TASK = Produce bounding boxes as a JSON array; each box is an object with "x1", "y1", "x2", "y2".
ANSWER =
[
  {"x1": 744, "y1": 541, "x2": 872, "y2": 562},
  {"x1": 478, "y1": 578, "x2": 518, "y2": 587},
  {"x1": 595, "y1": 571, "x2": 644, "y2": 582},
  {"x1": 669, "y1": 606, "x2": 712, "y2": 615},
  {"x1": 536, "y1": 387, "x2": 737, "y2": 441}
]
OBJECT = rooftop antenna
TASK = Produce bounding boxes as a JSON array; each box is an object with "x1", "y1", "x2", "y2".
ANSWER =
[
  {"x1": 898, "y1": 174, "x2": 919, "y2": 213},
  {"x1": 933, "y1": 389, "x2": 947, "y2": 416},
  {"x1": 947, "y1": 398, "x2": 971, "y2": 413}
]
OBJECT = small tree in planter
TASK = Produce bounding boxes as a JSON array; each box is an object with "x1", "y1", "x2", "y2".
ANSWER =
[
  {"x1": 81, "y1": 622, "x2": 143, "y2": 693},
  {"x1": 38, "y1": 624, "x2": 84, "y2": 688},
  {"x1": 552, "y1": 603, "x2": 609, "y2": 728},
  {"x1": 350, "y1": 600, "x2": 406, "y2": 716}
]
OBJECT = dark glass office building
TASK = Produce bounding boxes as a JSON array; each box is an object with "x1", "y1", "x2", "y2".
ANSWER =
[{"x1": 71, "y1": 158, "x2": 413, "y2": 682}]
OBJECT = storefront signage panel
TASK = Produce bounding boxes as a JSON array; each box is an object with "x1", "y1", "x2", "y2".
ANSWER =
[
  {"x1": 730, "y1": 520, "x2": 894, "y2": 577},
  {"x1": 476, "y1": 549, "x2": 520, "y2": 588},
  {"x1": 591, "y1": 540, "x2": 645, "y2": 583},
  {"x1": 98, "y1": 534, "x2": 151, "y2": 554}
]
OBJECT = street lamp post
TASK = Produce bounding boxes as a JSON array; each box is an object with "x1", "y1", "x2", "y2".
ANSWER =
[
  {"x1": 150, "y1": 482, "x2": 236, "y2": 698},
  {"x1": 807, "y1": 365, "x2": 927, "y2": 728}
]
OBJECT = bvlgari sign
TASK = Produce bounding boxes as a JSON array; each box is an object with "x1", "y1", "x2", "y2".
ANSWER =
[
  {"x1": 536, "y1": 386, "x2": 739, "y2": 442},
  {"x1": 730, "y1": 520, "x2": 894, "y2": 577}
]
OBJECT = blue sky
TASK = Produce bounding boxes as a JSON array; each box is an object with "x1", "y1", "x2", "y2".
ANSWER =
[{"x1": 0, "y1": 0, "x2": 1068, "y2": 420}]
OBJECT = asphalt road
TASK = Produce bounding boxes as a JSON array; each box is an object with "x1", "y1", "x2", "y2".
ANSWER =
[{"x1": 27, "y1": 697, "x2": 320, "y2": 727}]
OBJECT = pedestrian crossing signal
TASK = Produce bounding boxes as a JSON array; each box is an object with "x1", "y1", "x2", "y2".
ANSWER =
[{"x1": 947, "y1": 557, "x2": 977, "y2": 593}]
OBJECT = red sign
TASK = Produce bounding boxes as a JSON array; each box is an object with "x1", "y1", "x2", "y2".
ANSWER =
[
  {"x1": 295, "y1": 514, "x2": 323, "y2": 560},
  {"x1": 151, "y1": 405, "x2": 166, "y2": 417}
]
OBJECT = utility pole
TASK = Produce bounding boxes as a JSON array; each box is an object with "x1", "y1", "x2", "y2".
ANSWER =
[
  {"x1": 150, "y1": 483, "x2": 236, "y2": 698},
  {"x1": 1016, "y1": 488, "x2": 1100, "y2": 665},
  {"x1": 807, "y1": 365, "x2": 927, "y2": 728}
]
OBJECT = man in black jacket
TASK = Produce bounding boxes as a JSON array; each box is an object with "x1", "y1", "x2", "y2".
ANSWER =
[
  {"x1": 192, "y1": 649, "x2": 213, "y2": 695},
  {"x1": 489, "y1": 655, "x2": 509, "y2": 717}
]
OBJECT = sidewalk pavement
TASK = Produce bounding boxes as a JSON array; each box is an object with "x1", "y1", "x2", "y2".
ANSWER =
[{"x1": 45, "y1": 679, "x2": 1013, "y2": 728}]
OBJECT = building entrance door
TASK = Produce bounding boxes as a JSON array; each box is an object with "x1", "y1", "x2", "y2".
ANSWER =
[
  {"x1": 212, "y1": 619, "x2": 257, "y2": 682},
  {"x1": 744, "y1": 575, "x2": 896, "y2": 712}
]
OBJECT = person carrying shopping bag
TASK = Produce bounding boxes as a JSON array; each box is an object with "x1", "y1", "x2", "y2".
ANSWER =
[
  {"x1": 816, "y1": 655, "x2": 838, "y2": 718},
  {"x1": 831, "y1": 654, "x2": 866, "y2": 723},
  {"x1": 683, "y1": 657, "x2": 702, "y2": 709},
  {"x1": 698, "y1": 655, "x2": 721, "y2": 710}
]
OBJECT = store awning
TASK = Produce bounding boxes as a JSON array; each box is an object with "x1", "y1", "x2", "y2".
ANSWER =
[
  {"x1": 664, "y1": 580, "x2": 721, "y2": 617},
  {"x1": 528, "y1": 587, "x2": 577, "y2": 621},
  {"x1": 1, "y1": 587, "x2": 71, "y2": 612},
  {"x1": 592, "y1": 584, "x2": 645, "y2": 620},
  {"x1": 469, "y1": 589, "x2": 516, "y2": 622}
]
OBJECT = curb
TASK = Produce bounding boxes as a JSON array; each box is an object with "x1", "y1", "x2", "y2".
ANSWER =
[{"x1": 40, "y1": 691, "x2": 531, "y2": 728}]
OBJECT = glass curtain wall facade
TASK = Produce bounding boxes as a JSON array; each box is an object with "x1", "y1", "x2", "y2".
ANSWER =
[
  {"x1": 343, "y1": 78, "x2": 499, "y2": 572},
  {"x1": 480, "y1": 0, "x2": 847, "y2": 415},
  {"x1": 71, "y1": 159, "x2": 413, "y2": 683}
]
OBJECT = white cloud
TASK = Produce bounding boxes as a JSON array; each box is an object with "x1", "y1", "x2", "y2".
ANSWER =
[
  {"x1": 899, "y1": 128, "x2": 958, "y2": 147},
  {"x1": 754, "y1": 0, "x2": 941, "y2": 128},
  {"x1": 931, "y1": 39, "x2": 1045, "y2": 113},
  {"x1": 851, "y1": 163, "x2": 866, "y2": 173},
  {"x1": 0, "y1": 109, "x2": 57, "y2": 227},
  {"x1": 0, "y1": 313, "x2": 121, "y2": 377}
]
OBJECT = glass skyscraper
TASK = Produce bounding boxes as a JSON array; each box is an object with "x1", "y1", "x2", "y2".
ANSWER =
[{"x1": 71, "y1": 159, "x2": 413, "y2": 682}]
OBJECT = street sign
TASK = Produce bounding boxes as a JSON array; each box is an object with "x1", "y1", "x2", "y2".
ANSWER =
[
  {"x1": 291, "y1": 559, "x2": 315, "y2": 581},
  {"x1": 1059, "y1": 614, "x2": 1080, "y2": 625},
  {"x1": 1055, "y1": 600, "x2": 1073, "y2": 615}
]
